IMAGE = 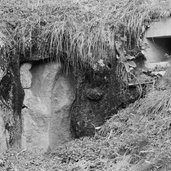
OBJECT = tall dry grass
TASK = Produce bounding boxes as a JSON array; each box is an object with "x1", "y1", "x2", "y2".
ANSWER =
[{"x1": 0, "y1": 0, "x2": 170, "y2": 70}]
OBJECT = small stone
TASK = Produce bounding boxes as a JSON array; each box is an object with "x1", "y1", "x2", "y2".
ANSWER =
[
  {"x1": 86, "y1": 88, "x2": 104, "y2": 101},
  {"x1": 20, "y1": 63, "x2": 32, "y2": 89}
]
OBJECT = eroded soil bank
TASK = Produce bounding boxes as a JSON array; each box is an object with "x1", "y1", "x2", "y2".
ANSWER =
[{"x1": 0, "y1": 56, "x2": 140, "y2": 152}]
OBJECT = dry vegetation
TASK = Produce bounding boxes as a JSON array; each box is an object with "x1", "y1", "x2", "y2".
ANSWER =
[
  {"x1": 0, "y1": 0, "x2": 170, "y2": 68},
  {"x1": 0, "y1": 0, "x2": 171, "y2": 171}
]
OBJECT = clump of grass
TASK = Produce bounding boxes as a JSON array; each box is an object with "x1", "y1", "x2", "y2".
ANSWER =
[{"x1": 135, "y1": 89, "x2": 171, "y2": 116}]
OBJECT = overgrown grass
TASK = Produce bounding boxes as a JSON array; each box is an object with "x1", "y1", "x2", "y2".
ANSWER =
[{"x1": 0, "y1": 0, "x2": 170, "y2": 70}]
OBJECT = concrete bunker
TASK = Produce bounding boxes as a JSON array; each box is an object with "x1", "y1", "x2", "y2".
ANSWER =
[
  {"x1": 144, "y1": 18, "x2": 171, "y2": 65},
  {"x1": 20, "y1": 60, "x2": 75, "y2": 151},
  {"x1": 145, "y1": 37, "x2": 171, "y2": 63}
]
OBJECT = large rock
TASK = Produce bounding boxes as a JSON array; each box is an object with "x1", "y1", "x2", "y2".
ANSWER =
[
  {"x1": 50, "y1": 75, "x2": 75, "y2": 149},
  {"x1": 21, "y1": 61, "x2": 75, "y2": 151}
]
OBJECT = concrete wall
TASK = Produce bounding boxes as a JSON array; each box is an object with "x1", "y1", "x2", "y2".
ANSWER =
[
  {"x1": 143, "y1": 18, "x2": 171, "y2": 64},
  {"x1": 143, "y1": 38, "x2": 166, "y2": 63},
  {"x1": 145, "y1": 18, "x2": 171, "y2": 38}
]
